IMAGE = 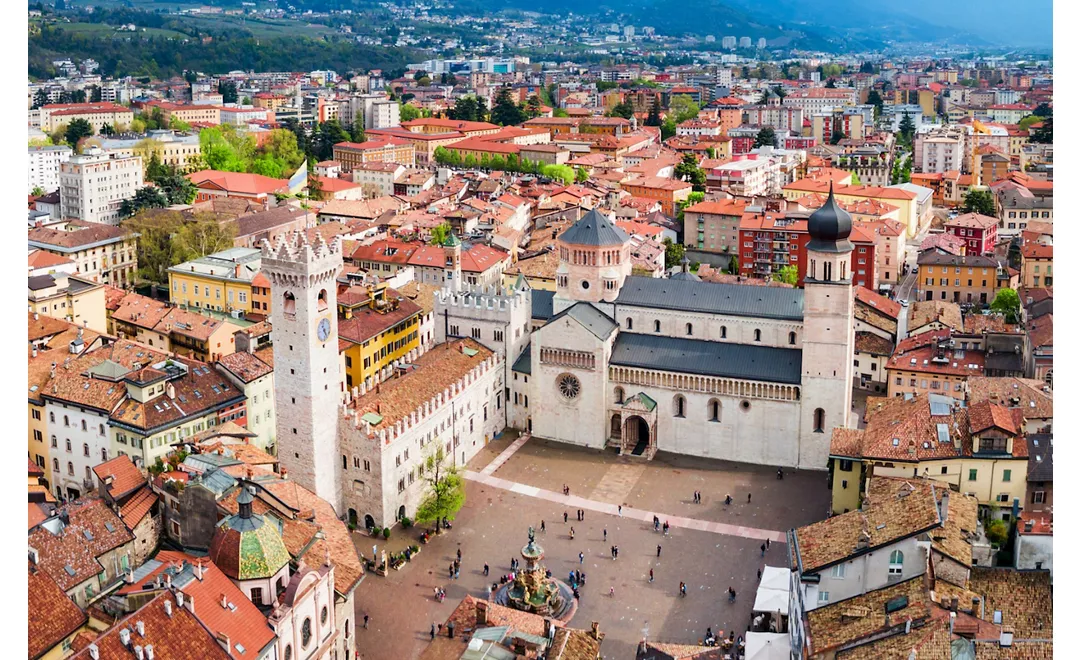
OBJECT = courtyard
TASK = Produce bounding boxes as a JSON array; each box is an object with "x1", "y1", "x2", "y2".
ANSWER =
[{"x1": 352, "y1": 434, "x2": 830, "y2": 659}]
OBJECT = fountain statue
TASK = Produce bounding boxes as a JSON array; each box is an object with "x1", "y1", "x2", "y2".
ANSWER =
[{"x1": 493, "y1": 527, "x2": 577, "y2": 622}]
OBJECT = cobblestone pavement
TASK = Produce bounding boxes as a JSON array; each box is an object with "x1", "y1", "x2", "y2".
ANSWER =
[{"x1": 352, "y1": 436, "x2": 829, "y2": 659}]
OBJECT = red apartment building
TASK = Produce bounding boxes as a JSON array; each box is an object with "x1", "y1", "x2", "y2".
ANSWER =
[
  {"x1": 944, "y1": 212, "x2": 999, "y2": 255},
  {"x1": 738, "y1": 208, "x2": 876, "y2": 288}
]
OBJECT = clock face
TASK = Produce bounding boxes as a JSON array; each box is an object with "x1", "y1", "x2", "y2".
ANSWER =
[{"x1": 317, "y1": 318, "x2": 331, "y2": 342}]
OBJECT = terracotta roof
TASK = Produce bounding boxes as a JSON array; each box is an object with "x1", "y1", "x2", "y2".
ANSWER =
[
  {"x1": 835, "y1": 616, "x2": 952, "y2": 660},
  {"x1": 887, "y1": 342, "x2": 986, "y2": 378},
  {"x1": 347, "y1": 339, "x2": 493, "y2": 431},
  {"x1": 337, "y1": 292, "x2": 421, "y2": 345},
  {"x1": 966, "y1": 568, "x2": 1053, "y2": 638},
  {"x1": 28, "y1": 220, "x2": 132, "y2": 251},
  {"x1": 28, "y1": 312, "x2": 73, "y2": 344},
  {"x1": 947, "y1": 212, "x2": 999, "y2": 230},
  {"x1": 28, "y1": 497, "x2": 134, "y2": 592},
  {"x1": 1021, "y1": 242, "x2": 1052, "y2": 260},
  {"x1": 28, "y1": 562, "x2": 88, "y2": 659},
  {"x1": 119, "y1": 487, "x2": 158, "y2": 526},
  {"x1": 110, "y1": 356, "x2": 245, "y2": 434},
  {"x1": 962, "y1": 314, "x2": 1018, "y2": 335},
  {"x1": 1027, "y1": 314, "x2": 1052, "y2": 349},
  {"x1": 92, "y1": 455, "x2": 146, "y2": 500},
  {"x1": 112, "y1": 292, "x2": 172, "y2": 331},
  {"x1": 784, "y1": 180, "x2": 918, "y2": 201},
  {"x1": 855, "y1": 287, "x2": 901, "y2": 320},
  {"x1": 806, "y1": 576, "x2": 931, "y2": 656},
  {"x1": 854, "y1": 331, "x2": 894, "y2": 355},
  {"x1": 909, "y1": 300, "x2": 963, "y2": 333},
  {"x1": 216, "y1": 351, "x2": 273, "y2": 383},
  {"x1": 187, "y1": 170, "x2": 290, "y2": 195},
  {"x1": 967, "y1": 377, "x2": 1052, "y2": 420},
  {"x1": 69, "y1": 592, "x2": 232, "y2": 660},
  {"x1": 103, "y1": 285, "x2": 127, "y2": 311},
  {"x1": 28, "y1": 249, "x2": 75, "y2": 269},
  {"x1": 929, "y1": 490, "x2": 980, "y2": 567},
  {"x1": 919, "y1": 233, "x2": 966, "y2": 255},
  {"x1": 793, "y1": 477, "x2": 940, "y2": 573},
  {"x1": 967, "y1": 399, "x2": 1019, "y2": 435}
]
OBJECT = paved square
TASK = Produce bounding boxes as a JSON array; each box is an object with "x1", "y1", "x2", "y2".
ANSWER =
[{"x1": 352, "y1": 435, "x2": 829, "y2": 659}]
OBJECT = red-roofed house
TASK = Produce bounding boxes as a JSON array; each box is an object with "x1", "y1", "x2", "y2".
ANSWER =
[
  {"x1": 187, "y1": 170, "x2": 291, "y2": 203},
  {"x1": 92, "y1": 455, "x2": 160, "y2": 565}
]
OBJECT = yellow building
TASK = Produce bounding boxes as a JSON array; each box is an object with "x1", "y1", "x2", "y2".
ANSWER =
[
  {"x1": 829, "y1": 395, "x2": 1030, "y2": 516},
  {"x1": 783, "y1": 180, "x2": 922, "y2": 238},
  {"x1": 337, "y1": 284, "x2": 423, "y2": 389},
  {"x1": 28, "y1": 273, "x2": 107, "y2": 334},
  {"x1": 168, "y1": 247, "x2": 263, "y2": 315}
]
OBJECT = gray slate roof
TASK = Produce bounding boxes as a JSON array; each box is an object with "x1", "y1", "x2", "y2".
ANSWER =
[
  {"x1": 558, "y1": 208, "x2": 629, "y2": 246},
  {"x1": 610, "y1": 333, "x2": 803, "y2": 384},
  {"x1": 1026, "y1": 434, "x2": 1052, "y2": 482},
  {"x1": 549, "y1": 302, "x2": 618, "y2": 340},
  {"x1": 616, "y1": 276, "x2": 804, "y2": 321},
  {"x1": 531, "y1": 289, "x2": 555, "y2": 320},
  {"x1": 512, "y1": 342, "x2": 532, "y2": 375}
]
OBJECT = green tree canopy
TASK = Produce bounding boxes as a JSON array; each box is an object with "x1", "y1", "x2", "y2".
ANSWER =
[
  {"x1": 608, "y1": 102, "x2": 634, "y2": 119},
  {"x1": 575, "y1": 167, "x2": 589, "y2": 183},
  {"x1": 960, "y1": 188, "x2": 997, "y2": 216},
  {"x1": 663, "y1": 237, "x2": 685, "y2": 269},
  {"x1": 773, "y1": 265, "x2": 798, "y2": 285},
  {"x1": 754, "y1": 126, "x2": 777, "y2": 148},
  {"x1": 1030, "y1": 117, "x2": 1052, "y2": 144},
  {"x1": 1032, "y1": 103, "x2": 1052, "y2": 118},
  {"x1": 990, "y1": 288, "x2": 1021, "y2": 323},
  {"x1": 429, "y1": 222, "x2": 451, "y2": 246},
  {"x1": 674, "y1": 153, "x2": 706, "y2": 191},
  {"x1": 400, "y1": 103, "x2": 422, "y2": 122},
  {"x1": 217, "y1": 80, "x2": 238, "y2": 104},
  {"x1": 175, "y1": 213, "x2": 237, "y2": 258},
  {"x1": 119, "y1": 186, "x2": 168, "y2": 217},
  {"x1": 65, "y1": 118, "x2": 94, "y2": 149},
  {"x1": 540, "y1": 164, "x2": 575, "y2": 185},
  {"x1": 669, "y1": 95, "x2": 699, "y2": 123},
  {"x1": 491, "y1": 86, "x2": 527, "y2": 126},
  {"x1": 413, "y1": 446, "x2": 465, "y2": 533}
]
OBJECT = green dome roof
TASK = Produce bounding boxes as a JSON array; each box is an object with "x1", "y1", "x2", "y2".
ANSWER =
[{"x1": 209, "y1": 489, "x2": 291, "y2": 580}]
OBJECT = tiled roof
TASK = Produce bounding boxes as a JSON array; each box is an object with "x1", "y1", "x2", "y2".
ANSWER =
[
  {"x1": 337, "y1": 294, "x2": 421, "y2": 345},
  {"x1": 929, "y1": 490, "x2": 980, "y2": 566},
  {"x1": 216, "y1": 351, "x2": 273, "y2": 383},
  {"x1": 967, "y1": 399, "x2": 1018, "y2": 435},
  {"x1": 1026, "y1": 434, "x2": 1052, "y2": 482},
  {"x1": 69, "y1": 592, "x2": 232, "y2": 660},
  {"x1": 28, "y1": 497, "x2": 134, "y2": 591},
  {"x1": 967, "y1": 569, "x2": 1053, "y2": 638},
  {"x1": 110, "y1": 357, "x2": 244, "y2": 434},
  {"x1": 947, "y1": 212, "x2": 999, "y2": 230},
  {"x1": 971, "y1": 640, "x2": 1053, "y2": 659},
  {"x1": 805, "y1": 576, "x2": 931, "y2": 656},
  {"x1": 119, "y1": 487, "x2": 158, "y2": 527},
  {"x1": 28, "y1": 562, "x2": 88, "y2": 659},
  {"x1": 854, "y1": 331, "x2": 894, "y2": 356},
  {"x1": 111, "y1": 292, "x2": 172, "y2": 330},
  {"x1": 187, "y1": 170, "x2": 290, "y2": 195},
  {"x1": 28, "y1": 312, "x2": 74, "y2": 344},
  {"x1": 886, "y1": 344, "x2": 984, "y2": 378},
  {"x1": 1027, "y1": 314, "x2": 1052, "y2": 349},
  {"x1": 909, "y1": 300, "x2": 963, "y2": 332},
  {"x1": 92, "y1": 455, "x2": 146, "y2": 500},
  {"x1": 208, "y1": 506, "x2": 291, "y2": 581},
  {"x1": 551, "y1": 625, "x2": 604, "y2": 659},
  {"x1": 28, "y1": 220, "x2": 132, "y2": 251},
  {"x1": 834, "y1": 616, "x2": 952, "y2": 660}
]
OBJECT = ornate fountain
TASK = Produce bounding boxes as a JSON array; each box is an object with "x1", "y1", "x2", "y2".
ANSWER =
[{"x1": 493, "y1": 528, "x2": 577, "y2": 622}]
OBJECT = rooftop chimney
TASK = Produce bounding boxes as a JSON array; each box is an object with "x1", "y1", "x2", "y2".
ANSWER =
[
  {"x1": 591, "y1": 622, "x2": 601, "y2": 640},
  {"x1": 164, "y1": 601, "x2": 172, "y2": 618},
  {"x1": 939, "y1": 489, "x2": 950, "y2": 523},
  {"x1": 119, "y1": 629, "x2": 131, "y2": 647},
  {"x1": 216, "y1": 633, "x2": 231, "y2": 654},
  {"x1": 88, "y1": 645, "x2": 99, "y2": 660},
  {"x1": 134, "y1": 646, "x2": 144, "y2": 660},
  {"x1": 136, "y1": 621, "x2": 145, "y2": 637},
  {"x1": 475, "y1": 601, "x2": 488, "y2": 626},
  {"x1": 145, "y1": 646, "x2": 154, "y2": 660}
]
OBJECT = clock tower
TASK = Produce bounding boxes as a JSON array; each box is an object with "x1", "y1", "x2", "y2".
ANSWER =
[{"x1": 261, "y1": 231, "x2": 343, "y2": 511}]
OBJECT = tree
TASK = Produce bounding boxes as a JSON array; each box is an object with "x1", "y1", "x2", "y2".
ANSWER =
[
  {"x1": 773, "y1": 265, "x2": 798, "y2": 285},
  {"x1": 859, "y1": 61, "x2": 876, "y2": 74},
  {"x1": 898, "y1": 114, "x2": 915, "y2": 145},
  {"x1": 608, "y1": 102, "x2": 634, "y2": 119},
  {"x1": 726, "y1": 255, "x2": 739, "y2": 274},
  {"x1": 130, "y1": 118, "x2": 147, "y2": 134},
  {"x1": 866, "y1": 90, "x2": 884, "y2": 119},
  {"x1": 990, "y1": 288, "x2": 1021, "y2": 324},
  {"x1": 312, "y1": 120, "x2": 351, "y2": 162},
  {"x1": 399, "y1": 103, "x2": 421, "y2": 122},
  {"x1": 663, "y1": 238, "x2": 685, "y2": 269},
  {"x1": 31, "y1": 186, "x2": 45, "y2": 197},
  {"x1": 449, "y1": 96, "x2": 479, "y2": 122},
  {"x1": 660, "y1": 116, "x2": 677, "y2": 140},
  {"x1": 184, "y1": 70, "x2": 198, "y2": 85},
  {"x1": 1030, "y1": 117, "x2": 1052, "y2": 144},
  {"x1": 157, "y1": 173, "x2": 197, "y2": 205},
  {"x1": 674, "y1": 153, "x2": 706, "y2": 191},
  {"x1": 217, "y1": 80, "x2": 239, "y2": 104},
  {"x1": 575, "y1": 167, "x2": 589, "y2": 183},
  {"x1": 645, "y1": 99, "x2": 662, "y2": 127},
  {"x1": 825, "y1": 78, "x2": 837, "y2": 89},
  {"x1": 525, "y1": 95, "x2": 543, "y2": 118},
  {"x1": 1032, "y1": 103, "x2": 1052, "y2": 118},
  {"x1": 490, "y1": 86, "x2": 527, "y2": 126},
  {"x1": 119, "y1": 186, "x2": 168, "y2": 217},
  {"x1": 65, "y1": 118, "x2": 94, "y2": 148},
  {"x1": 32, "y1": 88, "x2": 48, "y2": 109},
  {"x1": 175, "y1": 213, "x2": 237, "y2": 258},
  {"x1": 960, "y1": 188, "x2": 996, "y2": 216},
  {"x1": 669, "y1": 95, "x2": 699, "y2": 123},
  {"x1": 414, "y1": 446, "x2": 465, "y2": 533},
  {"x1": 262, "y1": 129, "x2": 306, "y2": 172},
  {"x1": 553, "y1": 108, "x2": 569, "y2": 118},
  {"x1": 754, "y1": 126, "x2": 777, "y2": 148},
  {"x1": 540, "y1": 164, "x2": 575, "y2": 185},
  {"x1": 830, "y1": 129, "x2": 845, "y2": 145},
  {"x1": 429, "y1": 222, "x2": 451, "y2": 246}
]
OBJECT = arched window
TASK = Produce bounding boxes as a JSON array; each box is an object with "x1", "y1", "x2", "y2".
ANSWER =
[
  {"x1": 814, "y1": 408, "x2": 825, "y2": 433},
  {"x1": 720, "y1": 326, "x2": 727, "y2": 339},
  {"x1": 626, "y1": 317, "x2": 633, "y2": 330},
  {"x1": 85, "y1": 466, "x2": 91, "y2": 480},
  {"x1": 789, "y1": 331, "x2": 797, "y2": 345},
  {"x1": 708, "y1": 399, "x2": 721, "y2": 422},
  {"x1": 686, "y1": 323, "x2": 693, "y2": 336},
  {"x1": 99, "y1": 424, "x2": 105, "y2": 436},
  {"x1": 754, "y1": 329, "x2": 762, "y2": 342},
  {"x1": 67, "y1": 462, "x2": 74, "y2": 475},
  {"x1": 824, "y1": 262, "x2": 832, "y2": 282},
  {"x1": 614, "y1": 387, "x2": 624, "y2": 404},
  {"x1": 81, "y1": 420, "x2": 87, "y2": 431},
  {"x1": 52, "y1": 458, "x2": 59, "y2": 472},
  {"x1": 673, "y1": 395, "x2": 686, "y2": 418},
  {"x1": 101, "y1": 448, "x2": 107, "y2": 461},
  {"x1": 888, "y1": 550, "x2": 904, "y2": 577},
  {"x1": 83, "y1": 443, "x2": 89, "y2": 457},
  {"x1": 301, "y1": 618, "x2": 313, "y2": 648},
  {"x1": 317, "y1": 289, "x2": 329, "y2": 312},
  {"x1": 64, "y1": 415, "x2": 69, "y2": 427},
  {"x1": 654, "y1": 320, "x2": 661, "y2": 333},
  {"x1": 840, "y1": 260, "x2": 847, "y2": 280},
  {"x1": 1045, "y1": 370, "x2": 1053, "y2": 388},
  {"x1": 283, "y1": 292, "x2": 296, "y2": 318},
  {"x1": 810, "y1": 259, "x2": 816, "y2": 280},
  {"x1": 345, "y1": 619, "x2": 351, "y2": 639}
]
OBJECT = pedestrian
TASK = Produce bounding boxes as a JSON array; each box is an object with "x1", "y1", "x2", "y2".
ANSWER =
[
  {"x1": 747, "y1": 492, "x2": 752, "y2": 504},
  {"x1": 614, "y1": 546, "x2": 619, "y2": 559},
  {"x1": 484, "y1": 563, "x2": 490, "y2": 576},
  {"x1": 570, "y1": 527, "x2": 575, "y2": 540},
  {"x1": 680, "y1": 582, "x2": 687, "y2": 597},
  {"x1": 610, "y1": 546, "x2": 615, "y2": 559},
  {"x1": 580, "y1": 509, "x2": 585, "y2": 521},
  {"x1": 618, "y1": 505, "x2": 623, "y2": 516},
  {"x1": 457, "y1": 548, "x2": 462, "y2": 561},
  {"x1": 449, "y1": 564, "x2": 454, "y2": 579},
  {"x1": 580, "y1": 572, "x2": 586, "y2": 585},
  {"x1": 777, "y1": 467, "x2": 783, "y2": 480},
  {"x1": 603, "y1": 528, "x2": 608, "y2": 541},
  {"x1": 657, "y1": 544, "x2": 662, "y2": 557},
  {"x1": 455, "y1": 568, "x2": 460, "y2": 580},
  {"x1": 609, "y1": 586, "x2": 615, "y2": 598},
  {"x1": 731, "y1": 588, "x2": 737, "y2": 602},
  {"x1": 430, "y1": 624, "x2": 436, "y2": 641},
  {"x1": 364, "y1": 614, "x2": 370, "y2": 629},
  {"x1": 760, "y1": 543, "x2": 766, "y2": 557},
  {"x1": 757, "y1": 568, "x2": 761, "y2": 581},
  {"x1": 725, "y1": 494, "x2": 732, "y2": 505},
  {"x1": 373, "y1": 544, "x2": 378, "y2": 558},
  {"x1": 649, "y1": 568, "x2": 654, "y2": 583},
  {"x1": 766, "y1": 538, "x2": 771, "y2": 549},
  {"x1": 564, "y1": 511, "x2": 568, "y2": 524},
  {"x1": 728, "y1": 587, "x2": 735, "y2": 603},
  {"x1": 663, "y1": 521, "x2": 669, "y2": 535},
  {"x1": 541, "y1": 520, "x2": 546, "y2": 533},
  {"x1": 579, "y1": 551, "x2": 585, "y2": 564}
]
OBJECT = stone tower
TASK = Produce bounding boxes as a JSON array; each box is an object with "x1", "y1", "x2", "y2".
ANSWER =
[
  {"x1": 553, "y1": 208, "x2": 632, "y2": 315},
  {"x1": 443, "y1": 232, "x2": 463, "y2": 293},
  {"x1": 261, "y1": 231, "x2": 344, "y2": 511},
  {"x1": 799, "y1": 185, "x2": 856, "y2": 469}
]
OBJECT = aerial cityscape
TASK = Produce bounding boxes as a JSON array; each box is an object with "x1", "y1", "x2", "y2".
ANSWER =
[{"x1": 27, "y1": 1, "x2": 1053, "y2": 658}]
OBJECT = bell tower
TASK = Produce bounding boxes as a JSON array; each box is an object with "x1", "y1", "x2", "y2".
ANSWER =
[
  {"x1": 261, "y1": 231, "x2": 343, "y2": 511},
  {"x1": 553, "y1": 209, "x2": 632, "y2": 315},
  {"x1": 799, "y1": 185, "x2": 856, "y2": 469}
]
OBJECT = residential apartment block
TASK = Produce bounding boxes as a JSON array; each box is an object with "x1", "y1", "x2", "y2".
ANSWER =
[
  {"x1": 27, "y1": 219, "x2": 138, "y2": 287},
  {"x1": 58, "y1": 148, "x2": 144, "y2": 225},
  {"x1": 28, "y1": 145, "x2": 72, "y2": 194}
]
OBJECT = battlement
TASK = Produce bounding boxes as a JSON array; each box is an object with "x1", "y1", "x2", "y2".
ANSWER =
[
  {"x1": 261, "y1": 230, "x2": 343, "y2": 268},
  {"x1": 339, "y1": 341, "x2": 502, "y2": 446},
  {"x1": 434, "y1": 282, "x2": 530, "y2": 314}
]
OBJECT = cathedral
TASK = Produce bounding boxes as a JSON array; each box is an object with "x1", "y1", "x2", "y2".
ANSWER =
[{"x1": 260, "y1": 187, "x2": 856, "y2": 527}]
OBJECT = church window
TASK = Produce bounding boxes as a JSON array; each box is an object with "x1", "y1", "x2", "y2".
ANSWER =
[
  {"x1": 343, "y1": 455, "x2": 348, "y2": 470},
  {"x1": 686, "y1": 323, "x2": 693, "y2": 336},
  {"x1": 494, "y1": 330, "x2": 504, "y2": 342},
  {"x1": 810, "y1": 259, "x2": 816, "y2": 279},
  {"x1": 720, "y1": 326, "x2": 727, "y2": 339},
  {"x1": 840, "y1": 261, "x2": 847, "y2": 280},
  {"x1": 789, "y1": 331, "x2": 797, "y2": 345},
  {"x1": 814, "y1": 408, "x2": 825, "y2": 433},
  {"x1": 471, "y1": 327, "x2": 481, "y2": 339},
  {"x1": 626, "y1": 318, "x2": 633, "y2": 330},
  {"x1": 673, "y1": 395, "x2": 686, "y2": 418},
  {"x1": 284, "y1": 645, "x2": 293, "y2": 660},
  {"x1": 654, "y1": 320, "x2": 661, "y2": 333},
  {"x1": 754, "y1": 329, "x2": 762, "y2": 342},
  {"x1": 708, "y1": 399, "x2": 721, "y2": 422},
  {"x1": 614, "y1": 387, "x2": 624, "y2": 404},
  {"x1": 823, "y1": 262, "x2": 832, "y2": 281},
  {"x1": 321, "y1": 606, "x2": 329, "y2": 625},
  {"x1": 557, "y1": 374, "x2": 581, "y2": 400},
  {"x1": 581, "y1": 280, "x2": 590, "y2": 290},
  {"x1": 251, "y1": 588, "x2": 263, "y2": 605}
]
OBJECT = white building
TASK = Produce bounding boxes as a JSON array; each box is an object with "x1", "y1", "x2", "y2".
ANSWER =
[
  {"x1": 739, "y1": 36, "x2": 752, "y2": 48},
  {"x1": 216, "y1": 351, "x2": 276, "y2": 452},
  {"x1": 722, "y1": 36, "x2": 737, "y2": 49},
  {"x1": 58, "y1": 147, "x2": 143, "y2": 225},
  {"x1": 43, "y1": 388, "x2": 113, "y2": 500},
  {"x1": 351, "y1": 161, "x2": 405, "y2": 197},
  {"x1": 914, "y1": 125, "x2": 966, "y2": 174},
  {"x1": 337, "y1": 93, "x2": 400, "y2": 130},
  {"x1": 882, "y1": 104, "x2": 927, "y2": 132},
  {"x1": 711, "y1": 154, "x2": 777, "y2": 196},
  {"x1": 28, "y1": 145, "x2": 72, "y2": 194}
]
